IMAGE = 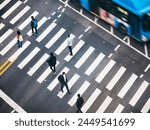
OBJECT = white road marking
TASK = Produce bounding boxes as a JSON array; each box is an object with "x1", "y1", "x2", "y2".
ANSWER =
[
  {"x1": 9, "y1": 41, "x2": 31, "y2": 62},
  {"x1": 95, "y1": 60, "x2": 116, "y2": 83},
  {"x1": 10, "y1": 6, "x2": 30, "y2": 24},
  {"x1": 2, "y1": 1, "x2": 22, "y2": 19},
  {"x1": 141, "y1": 98, "x2": 150, "y2": 113},
  {"x1": 18, "y1": 47, "x2": 40, "y2": 69},
  {"x1": 129, "y1": 81, "x2": 149, "y2": 107},
  {"x1": 108, "y1": 53, "x2": 113, "y2": 58},
  {"x1": 113, "y1": 104, "x2": 124, "y2": 113},
  {"x1": 57, "y1": 74, "x2": 80, "y2": 98},
  {"x1": 27, "y1": 16, "x2": 47, "y2": 36},
  {"x1": 37, "y1": 61, "x2": 59, "y2": 84},
  {"x1": 18, "y1": 11, "x2": 39, "y2": 30},
  {"x1": 45, "y1": 28, "x2": 66, "y2": 49},
  {"x1": 0, "y1": 29, "x2": 13, "y2": 44},
  {"x1": 144, "y1": 44, "x2": 148, "y2": 57},
  {"x1": 82, "y1": 88, "x2": 101, "y2": 113},
  {"x1": 117, "y1": 73, "x2": 138, "y2": 99},
  {"x1": 144, "y1": 64, "x2": 150, "y2": 72},
  {"x1": 0, "y1": 23, "x2": 5, "y2": 30},
  {"x1": 85, "y1": 53, "x2": 105, "y2": 76},
  {"x1": 106, "y1": 66, "x2": 126, "y2": 90},
  {"x1": 96, "y1": 96, "x2": 112, "y2": 113},
  {"x1": 27, "y1": 53, "x2": 49, "y2": 76},
  {"x1": 59, "y1": 0, "x2": 150, "y2": 60},
  {"x1": 0, "y1": 0, "x2": 11, "y2": 10},
  {"x1": 114, "y1": 45, "x2": 120, "y2": 51},
  {"x1": 36, "y1": 22, "x2": 56, "y2": 42},
  {"x1": 0, "y1": 37, "x2": 16, "y2": 56},
  {"x1": 0, "y1": 89, "x2": 27, "y2": 113},
  {"x1": 64, "y1": 40, "x2": 85, "y2": 62},
  {"x1": 55, "y1": 34, "x2": 75, "y2": 55},
  {"x1": 47, "y1": 67, "x2": 69, "y2": 91},
  {"x1": 74, "y1": 46, "x2": 95, "y2": 69},
  {"x1": 84, "y1": 26, "x2": 91, "y2": 32},
  {"x1": 68, "y1": 81, "x2": 90, "y2": 106}
]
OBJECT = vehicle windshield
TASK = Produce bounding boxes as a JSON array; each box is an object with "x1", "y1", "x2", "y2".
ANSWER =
[{"x1": 142, "y1": 14, "x2": 150, "y2": 32}]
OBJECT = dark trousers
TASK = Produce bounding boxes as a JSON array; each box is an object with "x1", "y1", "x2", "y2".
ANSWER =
[
  {"x1": 50, "y1": 65, "x2": 56, "y2": 73},
  {"x1": 68, "y1": 46, "x2": 73, "y2": 55},
  {"x1": 61, "y1": 82, "x2": 70, "y2": 93},
  {"x1": 76, "y1": 105, "x2": 83, "y2": 113},
  {"x1": 31, "y1": 26, "x2": 38, "y2": 34},
  {"x1": 17, "y1": 41, "x2": 22, "y2": 48}
]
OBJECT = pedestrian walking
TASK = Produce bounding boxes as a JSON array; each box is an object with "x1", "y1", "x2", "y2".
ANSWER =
[
  {"x1": 66, "y1": 34, "x2": 74, "y2": 55},
  {"x1": 31, "y1": 16, "x2": 38, "y2": 34},
  {"x1": 76, "y1": 94, "x2": 84, "y2": 113},
  {"x1": 58, "y1": 72, "x2": 71, "y2": 94},
  {"x1": 47, "y1": 52, "x2": 57, "y2": 74},
  {"x1": 16, "y1": 30, "x2": 23, "y2": 48}
]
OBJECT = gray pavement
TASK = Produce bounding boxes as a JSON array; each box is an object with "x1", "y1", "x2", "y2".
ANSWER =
[{"x1": 0, "y1": 0, "x2": 150, "y2": 113}]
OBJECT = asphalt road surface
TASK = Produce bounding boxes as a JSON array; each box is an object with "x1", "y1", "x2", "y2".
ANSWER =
[{"x1": 0, "y1": 0, "x2": 150, "y2": 113}]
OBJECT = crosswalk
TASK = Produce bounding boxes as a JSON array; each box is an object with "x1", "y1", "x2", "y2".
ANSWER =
[{"x1": 0, "y1": 0, "x2": 150, "y2": 113}]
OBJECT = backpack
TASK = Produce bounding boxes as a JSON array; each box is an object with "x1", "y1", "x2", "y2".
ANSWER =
[
  {"x1": 58, "y1": 75, "x2": 63, "y2": 82},
  {"x1": 33, "y1": 19, "x2": 38, "y2": 27}
]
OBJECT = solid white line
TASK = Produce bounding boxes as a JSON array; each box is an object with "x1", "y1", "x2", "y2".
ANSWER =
[
  {"x1": 64, "y1": 40, "x2": 85, "y2": 62},
  {"x1": 37, "y1": 61, "x2": 59, "y2": 84},
  {"x1": 47, "y1": 67, "x2": 69, "y2": 91},
  {"x1": 0, "y1": 29, "x2": 13, "y2": 44},
  {"x1": 18, "y1": 11, "x2": 39, "y2": 30},
  {"x1": 106, "y1": 66, "x2": 126, "y2": 90},
  {"x1": 2, "y1": 1, "x2": 22, "y2": 19},
  {"x1": 45, "y1": 28, "x2": 66, "y2": 49},
  {"x1": 82, "y1": 88, "x2": 101, "y2": 113},
  {"x1": 0, "y1": 37, "x2": 16, "y2": 56},
  {"x1": 36, "y1": 22, "x2": 56, "y2": 42},
  {"x1": 68, "y1": 81, "x2": 90, "y2": 106},
  {"x1": 18, "y1": 47, "x2": 40, "y2": 69},
  {"x1": 113, "y1": 104, "x2": 124, "y2": 113},
  {"x1": 96, "y1": 96, "x2": 112, "y2": 113},
  {"x1": 27, "y1": 16, "x2": 47, "y2": 36},
  {"x1": 95, "y1": 60, "x2": 116, "y2": 83},
  {"x1": 57, "y1": 74, "x2": 80, "y2": 98},
  {"x1": 74, "y1": 46, "x2": 95, "y2": 69},
  {"x1": 55, "y1": 34, "x2": 75, "y2": 55},
  {"x1": 10, "y1": 6, "x2": 30, "y2": 24},
  {"x1": 129, "y1": 81, "x2": 149, "y2": 107},
  {"x1": 144, "y1": 44, "x2": 148, "y2": 57},
  {"x1": 84, "y1": 26, "x2": 91, "y2": 32},
  {"x1": 144, "y1": 64, "x2": 150, "y2": 72},
  {"x1": 141, "y1": 98, "x2": 150, "y2": 113},
  {"x1": 8, "y1": 41, "x2": 31, "y2": 62},
  {"x1": 0, "y1": 23, "x2": 5, "y2": 30},
  {"x1": 117, "y1": 73, "x2": 138, "y2": 99},
  {"x1": 85, "y1": 53, "x2": 105, "y2": 76},
  {"x1": 0, "y1": 0, "x2": 11, "y2": 10},
  {"x1": 0, "y1": 90, "x2": 27, "y2": 113},
  {"x1": 27, "y1": 53, "x2": 49, "y2": 76},
  {"x1": 59, "y1": 0, "x2": 150, "y2": 60}
]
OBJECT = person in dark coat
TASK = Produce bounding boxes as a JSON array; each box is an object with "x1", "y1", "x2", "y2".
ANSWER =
[
  {"x1": 47, "y1": 52, "x2": 57, "y2": 74},
  {"x1": 58, "y1": 72, "x2": 71, "y2": 94},
  {"x1": 76, "y1": 94, "x2": 84, "y2": 113},
  {"x1": 31, "y1": 16, "x2": 38, "y2": 34}
]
